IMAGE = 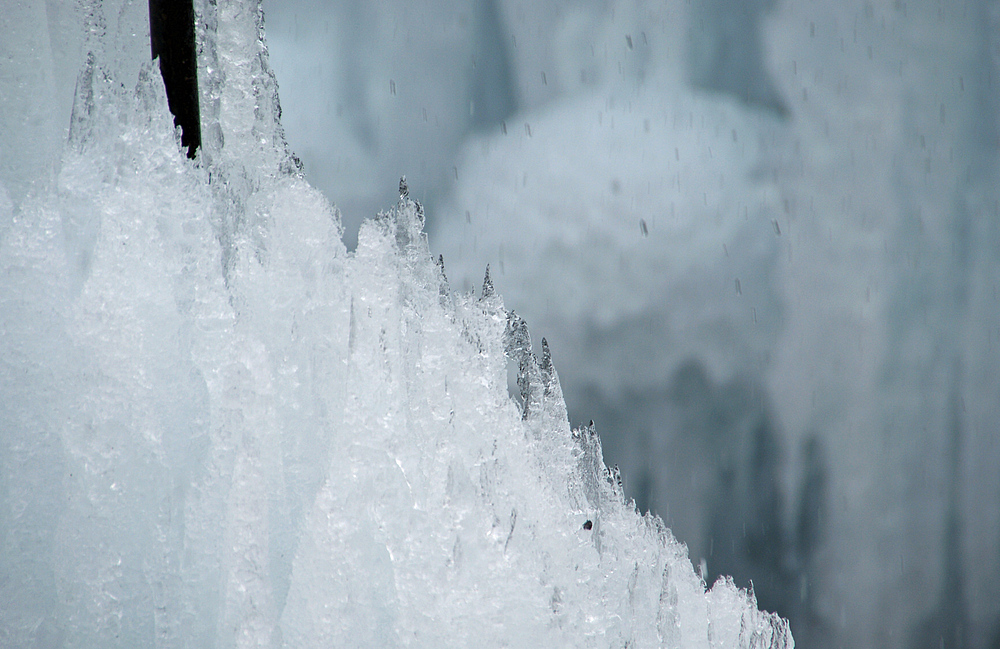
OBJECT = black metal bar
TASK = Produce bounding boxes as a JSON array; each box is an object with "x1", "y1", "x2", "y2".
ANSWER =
[{"x1": 148, "y1": 0, "x2": 201, "y2": 158}]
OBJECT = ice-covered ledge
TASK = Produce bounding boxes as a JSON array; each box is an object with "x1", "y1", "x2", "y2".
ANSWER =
[{"x1": 0, "y1": 1, "x2": 791, "y2": 646}]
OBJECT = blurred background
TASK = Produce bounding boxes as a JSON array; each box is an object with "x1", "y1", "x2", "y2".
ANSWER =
[{"x1": 260, "y1": 0, "x2": 1000, "y2": 648}]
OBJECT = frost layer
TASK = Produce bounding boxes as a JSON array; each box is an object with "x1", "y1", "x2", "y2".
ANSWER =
[{"x1": 0, "y1": 1, "x2": 791, "y2": 647}]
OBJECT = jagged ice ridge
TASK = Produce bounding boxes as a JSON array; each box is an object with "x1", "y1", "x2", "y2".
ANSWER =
[{"x1": 0, "y1": 1, "x2": 792, "y2": 647}]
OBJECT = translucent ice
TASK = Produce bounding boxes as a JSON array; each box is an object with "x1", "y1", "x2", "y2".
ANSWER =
[{"x1": 0, "y1": 1, "x2": 791, "y2": 647}]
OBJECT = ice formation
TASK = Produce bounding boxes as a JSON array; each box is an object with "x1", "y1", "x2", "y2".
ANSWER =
[
  {"x1": 429, "y1": 8, "x2": 787, "y2": 610},
  {"x1": 0, "y1": 1, "x2": 792, "y2": 647},
  {"x1": 425, "y1": 2, "x2": 1000, "y2": 648}
]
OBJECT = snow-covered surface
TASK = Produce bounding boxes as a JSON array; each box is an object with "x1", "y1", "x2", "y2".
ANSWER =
[{"x1": 0, "y1": 1, "x2": 792, "y2": 647}]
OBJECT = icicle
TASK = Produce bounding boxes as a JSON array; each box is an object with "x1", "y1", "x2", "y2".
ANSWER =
[
  {"x1": 68, "y1": 53, "x2": 98, "y2": 149},
  {"x1": 481, "y1": 264, "x2": 495, "y2": 300},
  {"x1": 540, "y1": 337, "x2": 553, "y2": 396},
  {"x1": 608, "y1": 464, "x2": 625, "y2": 502},
  {"x1": 504, "y1": 311, "x2": 531, "y2": 360},
  {"x1": 437, "y1": 254, "x2": 452, "y2": 309},
  {"x1": 504, "y1": 311, "x2": 533, "y2": 419}
]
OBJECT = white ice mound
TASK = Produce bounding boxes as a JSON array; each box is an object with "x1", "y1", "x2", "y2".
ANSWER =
[
  {"x1": 0, "y1": 2, "x2": 791, "y2": 647},
  {"x1": 278, "y1": 191, "x2": 792, "y2": 648}
]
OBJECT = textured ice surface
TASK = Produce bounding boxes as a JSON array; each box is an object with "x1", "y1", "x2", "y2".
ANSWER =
[
  {"x1": 428, "y1": 64, "x2": 792, "y2": 637},
  {"x1": 0, "y1": 1, "x2": 791, "y2": 647},
  {"x1": 429, "y1": 2, "x2": 1000, "y2": 648}
]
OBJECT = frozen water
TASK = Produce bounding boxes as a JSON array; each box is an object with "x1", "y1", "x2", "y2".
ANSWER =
[
  {"x1": 0, "y1": 1, "x2": 791, "y2": 647},
  {"x1": 425, "y1": 1, "x2": 1000, "y2": 648},
  {"x1": 429, "y1": 26, "x2": 787, "y2": 595},
  {"x1": 429, "y1": 72, "x2": 814, "y2": 649}
]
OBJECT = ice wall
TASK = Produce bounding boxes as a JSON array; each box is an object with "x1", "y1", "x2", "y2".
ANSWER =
[
  {"x1": 430, "y1": 0, "x2": 786, "y2": 594},
  {"x1": 763, "y1": 1, "x2": 1000, "y2": 647},
  {"x1": 0, "y1": 1, "x2": 791, "y2": 647},
  {"x1": 427, "y1": 1, "x2": 1000, "y2": 648}
]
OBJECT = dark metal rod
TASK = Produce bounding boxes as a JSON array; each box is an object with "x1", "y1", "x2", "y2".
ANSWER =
[{"x1": 148, "y1": 0, "x2": 201, "y2": 158}]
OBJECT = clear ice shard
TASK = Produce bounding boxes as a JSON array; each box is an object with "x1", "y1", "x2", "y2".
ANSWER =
[{"x1": 0, "y1": 1, "x2": 792, "y2": 647}]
